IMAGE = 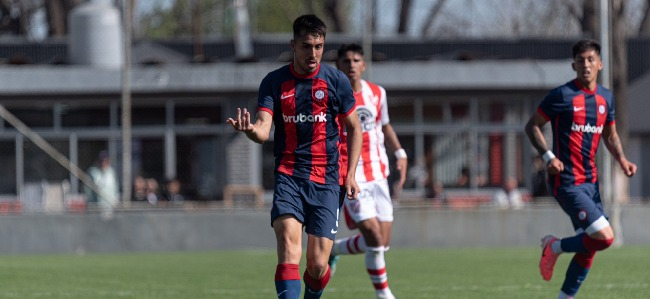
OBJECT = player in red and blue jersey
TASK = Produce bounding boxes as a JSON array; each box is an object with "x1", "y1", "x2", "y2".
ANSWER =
[
  {"x1": 525, "y1": 39, "x2": 637, "y2": 299},
  {"x1": 227, "y1": 14, "x2": 362, "y2": 299}
]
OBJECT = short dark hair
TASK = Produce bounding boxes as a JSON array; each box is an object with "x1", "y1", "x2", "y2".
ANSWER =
[
  {"x1": 572, "y1": 39, "x2": 601, "y2": 59},
  {"x1": 293, "y1": 14, "x2": 327, "y2": 39},
  {"x1": 337, "y1": 43, "x2": 364, "y2": 59}
]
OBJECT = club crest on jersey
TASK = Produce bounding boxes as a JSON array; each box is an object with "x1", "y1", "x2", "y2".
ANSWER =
[
  {"x1": 313, "y1": 89, "x2": 326, "y2": 101},
  {"x1": 598, "y1": 105, "x2": 606, "y2": 115},
  {"x1": 578, "y1": 209, "x2": 587, "y2": 221}
]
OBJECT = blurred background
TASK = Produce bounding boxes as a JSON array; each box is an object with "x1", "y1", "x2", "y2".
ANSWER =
[{"x1": 0, "y1": 0, "x2": 648, "y2": 216}]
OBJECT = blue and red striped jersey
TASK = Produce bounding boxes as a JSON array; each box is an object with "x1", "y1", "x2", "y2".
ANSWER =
[
  {"x1": 258, "y1": 63, "x2": 356, "y2": 186},
  {"x1": 537, "y1": 79, "x2": 615, "y2": 193}
]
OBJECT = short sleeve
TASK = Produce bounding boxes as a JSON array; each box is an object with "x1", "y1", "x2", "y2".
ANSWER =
[
  {"x1": 379, "y1": 86, "x2": 390, "y2": 125},
  {"x1": 537, "y1": 87, "x2": 564, "y2": 120},
  {"x1": 336, "y1": 72, "x2": 356, "y2": 116},
  {"x1": 606, "y1": 95, "x2": 615, "y2": 125},
  {"x1": 257, "y1": 75, "x2": 274, "y2": 115}
]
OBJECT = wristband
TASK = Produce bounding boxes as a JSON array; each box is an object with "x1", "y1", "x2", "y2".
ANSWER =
[
  {"x1": 395, "y1": 148, "x2": 407, "y2": 159},
  {"x1": 542, "y1": 150, "x2": 556, "y2": 164}
]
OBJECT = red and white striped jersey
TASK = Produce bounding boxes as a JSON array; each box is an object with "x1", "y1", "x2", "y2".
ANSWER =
[{"x1": 339, "y1": 80, "x2": 390, "y2": 184}]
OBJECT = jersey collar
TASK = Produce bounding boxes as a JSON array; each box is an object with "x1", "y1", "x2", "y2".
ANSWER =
[
  {"x1": 573, "y1": 79, "x2": 597, "y2": 95},
  {"x1": 290, "y1": 63, "x2": 320, "y2": 79}
]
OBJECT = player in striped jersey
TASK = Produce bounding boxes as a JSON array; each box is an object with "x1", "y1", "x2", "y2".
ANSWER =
[
  {"x1": 227, "y1": 15, "x2": 362, "y2": 299},
  {"x1": 328, "y1": 43, "x2": 408, "y2": 299},
  {"x1": 525, "y1": 39, "x2": 637, "y2": 299}
]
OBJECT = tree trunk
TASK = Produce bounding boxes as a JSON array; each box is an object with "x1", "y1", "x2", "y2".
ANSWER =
[
  {"x1": 325, "y1": 0, "x2": 345, "y2": 32},
  {"x1": 398, "y1": 0, "x2": 412, "y2": 34},
  {"x1": 420, "y1": 0, "x2": 447, "y2": 36},
  {"x1": 638, "y1": 0, "x2": 650, "y2": 35},
  {"x1": 582, "y1": 0, "x2": 598, "y2": 37}
]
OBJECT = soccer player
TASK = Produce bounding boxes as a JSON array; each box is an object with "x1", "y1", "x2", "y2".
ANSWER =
[
  {"x1": 524, "y1": 39, "x2": 637, "y2": 299},
  {"x1": 226, "y1": 14, "x2": 362, "y2": 299},
  {"x1": 328, "y1": 43, "x2": 408, "y2": 299}
]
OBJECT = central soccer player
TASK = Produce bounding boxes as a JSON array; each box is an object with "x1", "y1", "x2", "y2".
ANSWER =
[
  {"x1": 226, "y1": 15, "x2": 362, "y2": 299},
  {"x1": 524, "y1": 39, "x2": 637, "y2": 299}
]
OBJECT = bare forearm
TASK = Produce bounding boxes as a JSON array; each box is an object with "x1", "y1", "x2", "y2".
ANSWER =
[
  {"x1": 525, "y1": 120, "x2": 550, "y2": 155},
  {"x1": 604, "y1": 132, "x2": 626, "y2": 163}
]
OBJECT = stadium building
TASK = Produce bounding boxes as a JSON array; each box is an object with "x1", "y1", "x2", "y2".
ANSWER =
[{"x1": 0, "y1": 7, "x2": 648, "y2": 212}]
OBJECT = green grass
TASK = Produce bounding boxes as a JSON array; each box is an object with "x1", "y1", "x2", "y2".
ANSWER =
[{"x1": 0, "y1": 247, "x2": 648, "y2": 298}]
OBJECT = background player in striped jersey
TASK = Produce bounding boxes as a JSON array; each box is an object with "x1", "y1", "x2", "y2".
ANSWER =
[
  {"x1": 524, "y1": 39, "x2": 637, "y2": 299},
  {"x1": 328, "y1": 43, "x2": 408, "y2": 299},
  {"x1": 227, "y1": 15, "x2": 362, "y2": 299}
]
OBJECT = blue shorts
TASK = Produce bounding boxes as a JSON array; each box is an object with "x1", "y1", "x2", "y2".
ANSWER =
[
  {"x1": 271, "y1": 173, "x2": 342, "y2": 240},
  {"x1": 554, "y1": 182, "x2": 608, "y2": 233}
]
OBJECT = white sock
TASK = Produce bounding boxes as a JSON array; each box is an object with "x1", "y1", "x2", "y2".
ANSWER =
[
  {"x1": 558, "y1": 290, "x2": 574, "y2": 299},
  {"x1": 366, "y1": 246, "x2": 392, "y2": 296},
  {"x1": 333, "y1": 234, "x2": 366, "y2": 255}
]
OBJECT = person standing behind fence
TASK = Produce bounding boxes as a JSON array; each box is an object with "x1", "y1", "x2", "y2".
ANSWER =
[
  {"x1": 84, "y1": 150, "x2": 119, "y2": 218},
  {"x1": 524, "y1": 39, "x2": 636, "y2": 299},
  {"x1": 328, "y1": 43, "x2": 407, "y2": 299},
  {"x1": 226, "y1": 14, "x2": 362, "y2": 299}
]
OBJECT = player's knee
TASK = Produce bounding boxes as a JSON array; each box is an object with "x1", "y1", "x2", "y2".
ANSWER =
[
  {"x1": 306, "y1": 260, "x2": 329, "y2": 278},
  {"x1": 584, "y1": 235, "x2": 614, "y2": 251}
]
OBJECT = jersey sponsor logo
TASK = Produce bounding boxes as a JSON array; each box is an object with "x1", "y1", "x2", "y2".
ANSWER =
[
  {"x1": 282, "y1": 112, "x2": 327, "y2": 123},
  {"x1": 280, "y1": 93, "x2": 294, "y2": 100},
  {"x1": 571, "y1": 122, "x2": 603, "y2": 134},
  {"x1": 357, "y1": 107, "x2": 376, "y2": 131}
]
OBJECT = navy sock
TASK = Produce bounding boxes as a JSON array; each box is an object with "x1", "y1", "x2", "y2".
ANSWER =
[
  {"x1": 275, "y1": 264, "x2": 301, "y2": 299},
  {"x1": 560, "y1": 232, "x2": 587, "y2": 253},
  {"x1": 561, "y1": 258, "x2": 590, "y2": 296},
  {"x1": 303, "y1": 267, "x2": 330, "y2": 299}
]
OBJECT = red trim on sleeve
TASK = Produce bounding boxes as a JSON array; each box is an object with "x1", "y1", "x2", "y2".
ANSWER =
[
  {"x1": 258, "y1": 107, "x2": 273, "y2": 116},
  {"x1": 536, "y1": 107, "x2": 550, "y2": 121}
]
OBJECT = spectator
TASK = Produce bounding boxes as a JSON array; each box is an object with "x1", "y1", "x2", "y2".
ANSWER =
[
  {"x1": 163, "y1": 178, "x2": 185, "y2": 204},
  {"x1": 145, "y1": 178, "x2": 160, "y2": 206},
  {"x1": 493, "y1": 177, "x2": 524, "y2": 209},
  {"x1": 84, "y1": 150, "x2": 119, "y2": 218},
  {"x1": 132, "y1": 175, "x2": 147, "y2": 202}
]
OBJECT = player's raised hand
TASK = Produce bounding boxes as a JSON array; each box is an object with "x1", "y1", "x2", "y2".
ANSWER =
[
  {"x1": 226, "y1": 108, "x2": 256, "y2": 133},
  {"x1": 547, "y1": 158, "x2": 564, "y2": 175}
]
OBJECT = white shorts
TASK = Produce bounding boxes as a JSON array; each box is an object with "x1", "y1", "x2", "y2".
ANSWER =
[{"x1": 344, "y1": 179, "x2": 394, "y2": 223}]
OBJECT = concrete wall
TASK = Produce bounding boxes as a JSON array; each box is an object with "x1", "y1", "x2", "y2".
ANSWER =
[{"x1": 1, "y1": 205, "x2": 648, "y2": 255}]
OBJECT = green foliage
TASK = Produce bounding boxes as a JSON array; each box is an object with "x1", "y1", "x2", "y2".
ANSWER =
[
  {"x1": 137, "y1": 0, "x2": 228, "y2": 39},
  {"x1": 0, "y1": 247, "x2": 649, "y2": 298}
]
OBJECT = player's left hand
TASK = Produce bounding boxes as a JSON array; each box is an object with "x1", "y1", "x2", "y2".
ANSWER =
[
  {"x1": 620, "y1": 159, "x2": 637, "y2": 177},
  {"x1": 395, "y1": 157, "x2": 408, "y2": 188},
  {"x1": 345, "y1": 177, "x2": 360, "y2": 199}
]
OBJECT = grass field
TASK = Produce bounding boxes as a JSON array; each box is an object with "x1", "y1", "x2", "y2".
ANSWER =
[{"x1": 0, "y1": 246, "x2": 648, "y2": 299}]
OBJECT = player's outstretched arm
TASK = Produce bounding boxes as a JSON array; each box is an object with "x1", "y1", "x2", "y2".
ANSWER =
[
  {"x1": 525, "y1": 112, "x2": 564, "y2": 175},
  {"x1": 382, "y1": 123, "x2": 408, "y2": 188},
  {"x1": 602, "y1": 124, "x2": 637, "y2": 177},
  {"x1": 343, "y1": 111, "x2": 362, "y2": 199},
  {"x1": 226, "y1": 108, "x2": 272, "y2": 143}
]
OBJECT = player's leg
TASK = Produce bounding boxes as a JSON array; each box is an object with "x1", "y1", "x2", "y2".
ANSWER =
[
  {"x1": 302, "y1": 182, "x2": 340, "y2": 299},
  {"x1": 271, "y1": 174, "x2": 306, "y2": 299},
  {"x1": 273, "y1": 215, "x2": 304, "y2": 299},
  {"x1": 331, "y1": 182, "x2": 379, "y2": 256},
  {"x1": 304, "y1": 235, "x2": 334, "y2": 299},
  {"x1": 367, "y1": 180, "x2": 396, "y2": 299},
  {"x1": 541, "y1": 184, "x2": 613, "y2": 298}
]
